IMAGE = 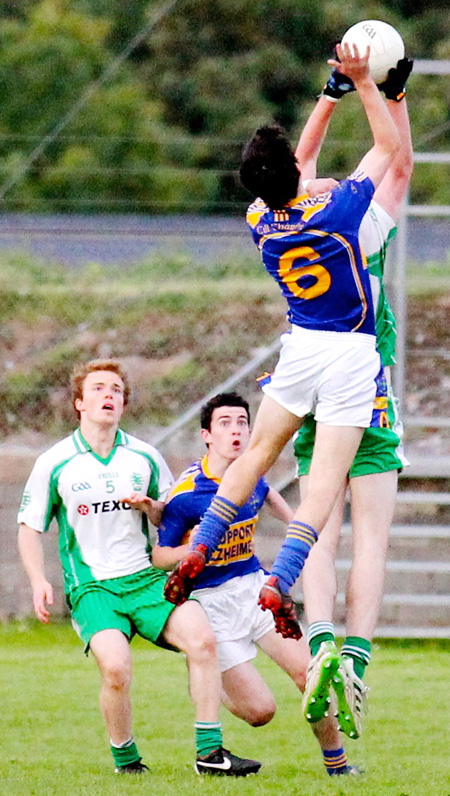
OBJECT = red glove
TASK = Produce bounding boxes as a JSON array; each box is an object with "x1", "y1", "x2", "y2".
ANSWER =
[
  {"x1": 259, "y1": 576, "x2": 302, "y2": 640},
  {"x1": 163, "y1": 545, "x2": 208, "y2": 605}
]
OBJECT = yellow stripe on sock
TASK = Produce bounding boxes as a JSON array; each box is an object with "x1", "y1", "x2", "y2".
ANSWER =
[
  {"x1": 286, "y1": 522, "x2": 317, "y2": 546},
  {"x1": 324, "y1": 752, "x2": 347, "y2": 767}
]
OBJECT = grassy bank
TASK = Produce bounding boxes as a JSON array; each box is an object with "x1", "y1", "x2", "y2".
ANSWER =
[
  {"x1": 0, "y1": 250, "x2": 284, "y2": 435},
  {"x1": 1, "y1": 249, "x2": 450, "y2": 438}
]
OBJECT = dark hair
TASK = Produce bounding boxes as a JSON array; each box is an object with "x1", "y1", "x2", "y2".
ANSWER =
[
  {"x1": 240, "y1": 124, "x2": 300, "y2": 209},
  {"x1": 200, "y1": 392, "x2": 250, "y2": 431}
]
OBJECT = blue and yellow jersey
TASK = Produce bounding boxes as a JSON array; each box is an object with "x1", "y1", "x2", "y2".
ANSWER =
[
  {"x1": 157, "y1": 455, "x2": 269, "y2": 588},
  {"x1": 246, "y1": 171, "x2": 376, "y2": 335}
]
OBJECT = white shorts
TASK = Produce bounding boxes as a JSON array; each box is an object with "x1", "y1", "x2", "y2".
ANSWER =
[
  {"x1": 194, "y1": 570, "x2": 275, "y2": 673},
  {"x1": 262, "y1": 326, "x2": 380, "y2": 427}
]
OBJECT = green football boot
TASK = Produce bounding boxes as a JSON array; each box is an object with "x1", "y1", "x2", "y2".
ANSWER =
[
  {"x1": 332, "y1": 656, "x2": 369, "y2": 739},
  {"x1": 302, "y1": 640, "x2": 340, "y2": 723}
]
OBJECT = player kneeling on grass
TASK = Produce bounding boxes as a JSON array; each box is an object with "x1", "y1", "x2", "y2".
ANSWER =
[
  {"x1": 153, "y1": 392, "x2": 361, "y2": 777},
  {"x1": 17, "y1": 359, "x2": 260, "y2": 777}
]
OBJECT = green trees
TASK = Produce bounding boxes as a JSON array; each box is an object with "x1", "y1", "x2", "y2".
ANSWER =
[
  {"x1": 0, "y1": 0, "x2": 168, "y2": 211},
  {"x1": 0, "y1": 0, "x2": 448, "y2": 212}
]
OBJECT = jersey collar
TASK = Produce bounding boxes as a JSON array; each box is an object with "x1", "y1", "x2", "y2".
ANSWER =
[
  {"x1": 72, "y1": 428, "x2": 128, "y2": 460},
  {"x1": 200, "y1": 454, "x2": 221, "y2": 485},
  {"x1": 287, "y1": 193, "x2": 309, "y2": 206}
]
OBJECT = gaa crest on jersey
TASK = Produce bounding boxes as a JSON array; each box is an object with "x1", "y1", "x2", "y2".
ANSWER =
[
  {"x1": 19, "y1": 491, "x2": 31, "y2": 511},
  {"x1": 131, "y1": 472, "x2": 144, "y2": 491}
]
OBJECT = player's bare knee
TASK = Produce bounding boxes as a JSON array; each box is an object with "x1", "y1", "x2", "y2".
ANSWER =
[
  {"x1": 247, "y1": 701, "x2": 276, "y2": 726},
  {"x1": 102, "y1": 659, "x2": 131, "y2": 691},
  {"x1": 184, "y1": 626, "x2": 217, "y2": 663}
]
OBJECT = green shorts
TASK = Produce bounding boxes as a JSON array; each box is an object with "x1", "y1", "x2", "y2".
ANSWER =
[
  {"x1": 294, "y1": 389, "x2": 408, "y2": 479},
  {"x1": 68, "y1": 567, "x2": 176, "y2": 649}
]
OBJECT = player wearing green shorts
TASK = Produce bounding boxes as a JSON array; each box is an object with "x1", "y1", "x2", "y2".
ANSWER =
[
  {"x1": 292, "y1": 57, "x2": 413, "y2": 739},
  {"x1": 18, "y1": 359, "x2": 260, "y2": 777}
]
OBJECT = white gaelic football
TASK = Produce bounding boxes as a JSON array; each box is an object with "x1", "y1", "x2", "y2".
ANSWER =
[{"x1": 341, "y1": 20, "x2": 405, "y2": 83}]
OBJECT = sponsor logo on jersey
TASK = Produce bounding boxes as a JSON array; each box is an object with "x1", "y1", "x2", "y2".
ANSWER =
[
  {"x1": 210, "y1": 519, "x2": 256, "y2": 566},
  {"x1": 91, "y1": 500, "x2": 132, "y2": 514},
  {"x1": 72, "y1": 482, "x2": 92, "y2": 492},
  {"x1": 76, "y1": 500, "x2": 133, "y2": 516}
]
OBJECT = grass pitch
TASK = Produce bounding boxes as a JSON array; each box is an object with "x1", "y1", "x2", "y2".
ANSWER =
[{"x1": 1, "y1": 621, "x2": 449, "y2": 796}]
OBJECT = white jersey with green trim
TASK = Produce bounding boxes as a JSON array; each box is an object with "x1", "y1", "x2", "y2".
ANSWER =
[
  {"x1": 359, "y1": 200, "x2": 398, "y2": 367},
  {"x1": 18, "y1": 428, "x2": 173, "y2": 592}
]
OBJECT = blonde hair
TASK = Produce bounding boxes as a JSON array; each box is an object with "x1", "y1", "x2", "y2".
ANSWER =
[{"x1": 71, "y1": 359, "x2": 130, "y2": 413}]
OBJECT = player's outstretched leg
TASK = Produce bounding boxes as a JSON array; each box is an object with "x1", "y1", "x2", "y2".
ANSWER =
[
  {"x1": 302, "y1": 640, "x2": 340, "y2": 723},
  {"x1": 195, "y1": 748, "x2": 262, "y2": 776},
  {"x1": 332, "y1": 656, "x2": 369, "y2": 739}
]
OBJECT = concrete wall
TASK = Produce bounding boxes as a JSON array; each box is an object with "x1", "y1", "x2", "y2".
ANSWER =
[
  {"x1": 0, "y1": 444, "x2": 66, "y2": 620},
  {"x1": 0, "y1": 431, "x2": 293, "y2": 620},
  {"x1": 2, "y1": 442, "x2": 450, "y2": 636}
]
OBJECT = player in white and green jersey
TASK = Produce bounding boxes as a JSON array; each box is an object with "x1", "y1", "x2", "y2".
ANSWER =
[
  {"x1": 19, "y1": 426, "x2": 173, "y2": 593},
  {"x1": 292, "y1": 58, "x2": 413, "y2": 739},
  {"x1": 18, "y1": 359, "x2": 260, "y2": 778}
]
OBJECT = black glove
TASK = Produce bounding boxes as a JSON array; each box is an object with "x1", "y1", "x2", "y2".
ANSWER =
[
  {"x1": 321, "y1": 69, "x2": 355, "y2": 102},
  {"x1": 378, "y1": 57, "x2": 414, "y2": 101}
]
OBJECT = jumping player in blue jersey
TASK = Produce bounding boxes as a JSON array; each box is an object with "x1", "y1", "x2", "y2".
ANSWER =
[
  {"x1": 164, "y1": 42, "x2": 401, "y2": 713},
  {"x1": 154, "y1": 393, "x2": 361, "y2": 776},
  {"x1": 292, "y1": 57, "x2": 413, "y2": 739},
  {"x1": 18, "y1": 359, "x2": 260, "y2": 777}
]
